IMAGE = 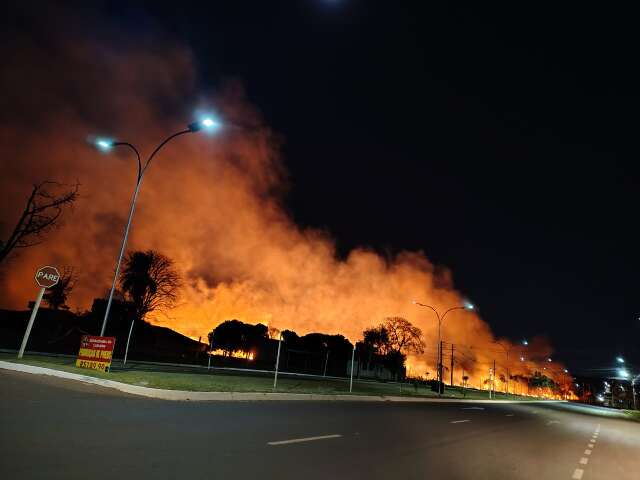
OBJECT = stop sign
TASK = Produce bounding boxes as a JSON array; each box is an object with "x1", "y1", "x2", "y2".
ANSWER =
[{"x1": 35, "y1": 266, "x2": 60, "y2": 289}]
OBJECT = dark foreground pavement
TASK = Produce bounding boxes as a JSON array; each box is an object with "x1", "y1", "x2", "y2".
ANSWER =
[{"x1": 1, "y1": 370, "x2": 639, "y2": 480}]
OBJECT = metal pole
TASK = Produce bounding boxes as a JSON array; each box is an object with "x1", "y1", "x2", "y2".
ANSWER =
[
  {"x1": 100, "y1": 178, "x2": 142, "y2": 336},
  {"x1": 349, "y1": 345, "x2": 355, "y2": 393},
  {"x1": 632, "y1": 378, "x2": 637, "y2": 410},
  {"x1": 207, "y1": 339, "x2": 213, "y2": 370},
  {"x1": 437, "y1": 318, "x2": 442, "y2": 395},
  {"x1": 273, "y1": 335, "x2": 283, "y2": 390},
  {"x1": 506, "y1": 350, "x2": 510, "y2": 394},
  {"x1": 123, "y1": 318, "x2": 135, "y2": 366},
  {"x1": 18, "y1": 287, "x2": 46, "y2": 359},
  {"x1": 450, "y1": 343, "x2": 454, "y2": 386},
  {"x1": 323, "y1": 350, "x2": 330, "y2": 376},
  {"x1": 493, "y1": 359, "x2": 496, "y2": 398}
]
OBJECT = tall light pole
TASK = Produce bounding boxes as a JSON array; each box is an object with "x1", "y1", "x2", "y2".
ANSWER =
[
  {"x1": 492, "y1": 341, "x2": 512, "y2": 394},
  {"x1": 95, "y1": 117, "x2": 221, "y2": 338},
  {"x1": 413, "y1": 300, "x2": 474, "y2": 394}
]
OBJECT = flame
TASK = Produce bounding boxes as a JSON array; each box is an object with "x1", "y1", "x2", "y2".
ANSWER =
[{"x1": 0, "y1": 8, "x2": 572, "y2": 394}]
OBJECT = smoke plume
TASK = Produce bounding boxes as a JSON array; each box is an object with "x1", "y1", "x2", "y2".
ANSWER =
[{"x1": 0, "y1": 7, "x2": 564, "y2": 388}]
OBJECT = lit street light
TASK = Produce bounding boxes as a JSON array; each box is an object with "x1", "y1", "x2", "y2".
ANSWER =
[
  {"x1": 95, "y1": 116, "x2": 221, "y2": 356},
  {"x1": 413, "y1": 300, "x2": 474, "y2": 394},
  {"x1": 522, "y1": 339, "x2": 529, "y2": 346},
  {"x1": 616, "y1": 356, "x2": 625, "y2": 364}
]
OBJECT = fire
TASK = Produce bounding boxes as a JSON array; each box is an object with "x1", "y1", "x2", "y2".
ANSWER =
[
  {"x1": 209, "y1": 349, "x2": 254, "y2": 361},
  {"x1": 0, "y1": 11, "x2": 571, "y2": 392}
]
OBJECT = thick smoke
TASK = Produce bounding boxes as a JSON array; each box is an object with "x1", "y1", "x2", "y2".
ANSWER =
[{"x1": 0, "y1": 8, "x2": 564, "y2": 387}]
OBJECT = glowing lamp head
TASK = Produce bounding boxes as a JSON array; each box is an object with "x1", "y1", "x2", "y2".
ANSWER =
[
  {"x1": 95, "y1": 138, "x2": 114, "y2": 150},
  {"x1": 547, "y1": 358, "x2": 552, "y2": 362},
  {"x1": 522, "y1": 339, "x2": 529, "y2": 346},
  {"x1": 616, "y1": 356, "x2": 625, "y2": 364},
  {"x1": 618, "y1": 368, "x2": 629, "y2": 378},
  {"x1": 464, "y1": 302, "x2": 475, "y2": 310},
  {"x1": 188, "y1": 115, "x2": 221, "y2": 132}
]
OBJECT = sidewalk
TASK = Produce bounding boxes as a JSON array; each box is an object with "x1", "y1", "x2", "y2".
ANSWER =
[{"x1": 0, "y1": 360, "x2": 557, "y2": 403}]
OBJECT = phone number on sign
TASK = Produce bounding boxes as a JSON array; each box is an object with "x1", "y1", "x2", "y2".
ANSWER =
[{"x1": 75, "y1": 359, "x2": 109, "y2": 372}]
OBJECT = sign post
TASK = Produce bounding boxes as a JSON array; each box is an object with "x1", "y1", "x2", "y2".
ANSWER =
[{"x1": 18, "y1": 266, "x2": 60, "y2": 359}]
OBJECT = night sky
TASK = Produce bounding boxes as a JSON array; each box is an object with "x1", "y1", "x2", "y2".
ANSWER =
[{"x1": 11, "y1": 2, "x2": 640, "y2": 373}]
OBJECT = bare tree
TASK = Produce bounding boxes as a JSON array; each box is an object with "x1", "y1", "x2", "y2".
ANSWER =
[
  {"x1": 119, "y1": 250, "x2": 181, "y2": 322},
  {"x1": 43, "y1": 266, "x2": 78, "y2": 310},
  {"x1": 383, "y1": 316, "x2": 425, "y2": 355},
  {"x1": 0, "y1": 181, "x2": 79, "y2": 264}
]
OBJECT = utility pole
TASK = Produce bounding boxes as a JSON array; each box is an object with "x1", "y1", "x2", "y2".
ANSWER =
[{"x1": 450, "y1": 344, "x2": 454, "y2": 386}]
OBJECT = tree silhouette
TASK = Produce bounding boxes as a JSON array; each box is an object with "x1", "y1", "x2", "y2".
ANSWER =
[
  {"x1": 0, "y1": 181, "x2": 79, "y2": 265},
  {"x1": 119, "y1": 250, "x2": 181, "y2": 322},
  {"x1": 43, "y1": 266, "x2": 77, "y2": 310}
]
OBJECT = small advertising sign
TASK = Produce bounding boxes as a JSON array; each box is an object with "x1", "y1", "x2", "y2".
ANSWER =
[{"x1": 76, "y1": 335, "x2": 116, "y2": 372}]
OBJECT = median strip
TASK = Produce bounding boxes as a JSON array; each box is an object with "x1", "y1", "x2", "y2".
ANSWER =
[{"x1": 267, "y1": 434, "x2": 342, "y2": 446}]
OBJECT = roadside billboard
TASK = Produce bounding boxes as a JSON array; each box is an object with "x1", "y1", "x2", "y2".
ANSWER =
[{"x1": 76, "y1": 335, "x2": 116, "y2": 372}]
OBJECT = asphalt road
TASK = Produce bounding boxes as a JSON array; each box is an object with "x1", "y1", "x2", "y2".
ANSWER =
[{"x1": 1, "y1": 370, "x2": 639, "y2": 480}]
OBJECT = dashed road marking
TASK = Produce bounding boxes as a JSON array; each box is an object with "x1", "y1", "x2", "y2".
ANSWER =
[
  {"x1": 584, "y1": 449, "x2": 592, "y2": 455},
  {"x1": 579, "y1": 457, "x2": 588, "y2": 465},
  {"x1": 588, "y1": 443, "x2": 594, "y2": 448},
  {"x1": 505, "y1": 414, "x2": 514, "y2": 417},
  {"x1": 572, "y1": 468, "x2": 584, "y2": 479},
  {"x1": 450, "y1": 419, "x2": 471, "y2": 424},
  {"x1": 461, "y1": 407, "x2": 484, "y2": 410},
  {"x1": 546, "y1": 420, "x2": 560, "y2": 425},
  {"x1": 267, "y1": 434, "x2": 342, "y2": 446}
]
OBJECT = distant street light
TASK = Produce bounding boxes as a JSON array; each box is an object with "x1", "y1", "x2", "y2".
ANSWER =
[
  {"x1": 95, "y1": 116, "x2": 221, "y2": 339},
  {"x1": 616, "y1": 357, "x2": 625, "y2": 364},
  {"x1": 522, "y1": 339, "x2": 529, "y2": 346},
  {"x1": 412, "y1": 300, "x2": 474, "y2": 394}
]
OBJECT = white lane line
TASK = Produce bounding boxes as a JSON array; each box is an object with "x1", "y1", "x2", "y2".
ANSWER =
[
  {"x1": 579, "y1": 457, "x2": 589, "y2": 465},
  {"x1": 451, "y1": 419, "x2": 471, "y2": 424},
  {"x1": 572, "y1": 468, "x2": 584, "y2": 479},
  {"x1": 595, "y1": 424, "x2": 601, "y2": 432},
  {"x1": 584, "y1": 449, "x2": 592, "y2": 455},
  {"x1": 546, "y1": 420, "x2": 560, "y2": 425},
  {"x1": 588, "y1": 443, "x2": 594, "y2": 448},
  {"x1": 267, "y1": 434, "x2": 342, "y2": 446},
  {"x1": 505, "y1": 414, "x2": 515, "y2": 417},
  {"x1": 461, "y1": 407, "x2": 484, "y2": 410}
]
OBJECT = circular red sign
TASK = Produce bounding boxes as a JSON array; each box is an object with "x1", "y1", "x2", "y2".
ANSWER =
[{"x1": 35, "y1": 266, "x2": 60, "y2": 288}]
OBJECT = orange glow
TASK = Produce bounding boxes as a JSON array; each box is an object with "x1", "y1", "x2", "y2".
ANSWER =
[
  {"x1": 0, "y1": 26, "x2": 571, "y2": 392},
  {"x1": 209, "y1": 349, "x2": 254, "y2": 361}
]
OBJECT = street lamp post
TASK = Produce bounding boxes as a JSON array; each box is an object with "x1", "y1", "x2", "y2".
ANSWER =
[
  {"x1": 492, "y1": 341, "x2": 512, "y2": 394},
  {"x1": 95, "y1": 117, "x2": 220, "y2": 341},
  {"x1": 413, "y1": 300, "x2": 474, "y2": 395}
]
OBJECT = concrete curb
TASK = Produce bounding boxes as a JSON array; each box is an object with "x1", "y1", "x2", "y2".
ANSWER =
[{"x1": 0, "y1": 360, "x2": 561, "y2": 403}]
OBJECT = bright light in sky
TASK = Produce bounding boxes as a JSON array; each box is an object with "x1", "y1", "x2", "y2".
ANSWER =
[
  {"x1": 616, "y1": 356, "x2": 625, "y2": 364},
  {"x1": 464, "y1": 302, "x2": 474, "y2": 310},
  {"x1": 522, "y1": 339, "x2": 528, "y2": 346}
]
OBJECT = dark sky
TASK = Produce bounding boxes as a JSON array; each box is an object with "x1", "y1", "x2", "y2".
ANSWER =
[{"x1": 31, "y1": 2, "x2": 640, "y2": 373}]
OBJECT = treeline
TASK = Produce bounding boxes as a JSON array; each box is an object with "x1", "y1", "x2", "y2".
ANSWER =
[{"x1": 208, "y1": 316, "x2": 426, "y2": 380}]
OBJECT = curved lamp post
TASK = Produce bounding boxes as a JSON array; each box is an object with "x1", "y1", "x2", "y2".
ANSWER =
[
  {"x1": 412, "y1": 300, "x2": 474, "y2": 394},
  {"x1": 94, "y1": 117, "x2": 221, "y2": 361}
]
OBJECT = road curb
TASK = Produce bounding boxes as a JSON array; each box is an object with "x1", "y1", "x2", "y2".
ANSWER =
[{"x1": 0, "y1": 360, "x2": 560, "y2": 403}]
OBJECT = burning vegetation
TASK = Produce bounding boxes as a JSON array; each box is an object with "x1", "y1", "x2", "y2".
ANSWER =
[{"x1": 0, "y1": 10, "x2": 571, "y2": 397}]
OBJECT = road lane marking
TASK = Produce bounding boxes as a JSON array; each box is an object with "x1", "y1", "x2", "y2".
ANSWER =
[
  {"x1": 588, "y1": 443, "x2": 594, "y2": 448},
  {"x1": 267, "y1": 434, "x2": 342, "y2": 446},
  {"x1": 505, "y1": 414, "x2": 514, "y2": 417},
  {"x1": 584, "y1": 449, "x2": 592, "y2": 455},
  {"x1": 461, "y1": 407, "x2": 484, "y2": 410},
  {"x1": 450, "y1": 419, "x2": 471, "y2": 424},
  {"x1": 572, "y1": 468, "x2": 584, "y2": 479},
  {"x1": 579, "y1": 457, "x2": 588, "y2": 465},
  {"x1": 546, "y1": 420, "x2": 560, "y2": 425}
]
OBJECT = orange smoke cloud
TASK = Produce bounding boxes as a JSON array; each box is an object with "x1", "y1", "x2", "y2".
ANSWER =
[{"x1": 0, "y1": 11, "x2": 568, "y2": 388}]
